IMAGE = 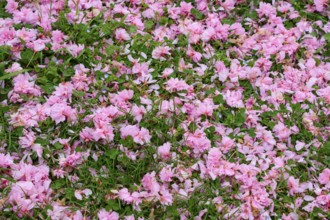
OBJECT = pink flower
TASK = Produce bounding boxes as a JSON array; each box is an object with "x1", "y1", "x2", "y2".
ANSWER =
[
  {"x1": 165, "y1": 78, "x2": 191, "y2": 92},
  {"x1": 115, "y1": 28, "x2": 131, "y2": 41},
  {"x1": 5, "y1": 62, "x2": 22, "y2": 73},
  {"x1": 74, "y1": 188, "x2": 92, "y2": 200},
  {"x1": 92, "y1": 125, "x2": 115, "y2": 142},
  {"x1": 221, "y1": 0, "x2": 236, "y2": 11},
  {"x1": 201, "y1": 27, "x2": 215, "y2": 42},
  {"x1": 80, "y1": 127, "x2": 95, "y2": 142},
  {"x1": 121, "y1": 125, "x2": 139, "y2": 139},
  {"x1": 53, "y1": 82, "x2": 74, "y2": 102},
  {"x1": 295, "y1": 141, "x2": 305, "y2": 151},
  {"x1": 158, "y1": 142, "x2": 172, "y2": 161},
  {"x1": 187, "y1": 47, "x2": 202, "y2": 62},
  {"x1": 207, "y1": 148, "x2": 222, "y2": 167},
  {"x1": 152, "y1": 46, "x2": 170, "y2": 60},
  {"x1": 256, "y1": 2, "x2": 276, "y2": 17},
  {"x1": 118, "y1": 89, "x2": 134, "y2": 102},
  {"x1": 119, "y1": 188, "x2": 134, "y2": 203},
  {"x1": 51, "y1": 30, "x2": 65, "y2": 44},
  {"x1": 162, "y1": 68, "x2": 174, "y2": 78},
  {"x1": 52, "y1": 169, "x2": 66, "y2": 178},
  {"x1": 5, "y1": 0, "x2": 18, "y2": 13},
  {"x1": 273, "y1": 122, "x2": 291, "y2": 140},
  {"x1": 317, "y1": 87, "x2": 330, "y2": 104},
  {"x1": 47, "y1": 103, "x2": 77, "y2": 124},
  {"x1": 180, "y1": 2, "x2": 193, "y2": 15},
  {"x1": 184, "y1": 129, "x2": 211, "y2": 155},
  {"x1": 9, "y1": 73, "x2": 42, "y2": 102},
  {"x1": 120, "y1": 125, "x2": 151, "y2": 145},
  {"x1": 132, "y1": 62, "x2": 150, "y2": 76},
  {"x1": 159, "y1": 187, "x2": 173, "y2": 205},
  {"x1": 195, "y1": 100, "x2": 215, "y2": 117},
  {"x1": 0, "y1": 153, "x2": 14, "y2": 168},
  {"x1": 314, "y1": 0, "x2": 328, "y2": 12},
  {"x1": 142, "y1": 172, "x2": 160, "y2": 194},
  {"x1": 73, "y1": 211, "x2": 84, "y2": 220},
  {"x1": 131, "y1": 105, "x2": 146, "y2": 122},
  {"x1": 124, "y1": 215, "x2": 135, "y2": 220},
  {"x1": 9, "y1": 164, "x2": 52, "y2": 216},
  {"x1": 59, "y1": 152, "x2": 85, "y2": 168},
  {"x1": 159, "y1": 167, "x2": 174, "y2": 182},
  {"x1": 33, "y1": 39, "x2": 46, "y2": 51},
  {"x1": 19, "y1": 130, "x2": 43, "y2": 157},
  {"x1": 134, "y1": 127, "x2": 151, "y2": 145},
  {"x1": 98, "y1": 209, "x2": 119, "y2": 220},
  {"x1": 318, "y1": 169, "x2": 330, "y2": 186},
  {"x1": 67, "y1": 43, "x2": 84, "y2": 57},
  {"x1": 223, "y1": 90, "x2": 244, "y2": 108},
  {"x1": 221, "y1": 136, "x2": 235, "y2": 153},
  {"x1": 287, "y1": 176, "x2": 304, "y2": 195}
]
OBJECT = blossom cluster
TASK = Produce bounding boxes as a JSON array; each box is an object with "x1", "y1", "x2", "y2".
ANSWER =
[{"x1": 0, "y1": 0, "x2": 329, "y2": 219}]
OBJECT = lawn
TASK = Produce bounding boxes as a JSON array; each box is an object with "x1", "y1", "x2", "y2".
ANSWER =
[{"x1": 0, "y1": 0, "x2": 329, "y2": 219}]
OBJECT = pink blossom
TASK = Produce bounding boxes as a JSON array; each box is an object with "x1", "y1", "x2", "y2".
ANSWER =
[
  {"x1": 165, "y1": 78, "x2": 191, "y2": 92},
  {"x1": 120, "y1": 125, "x2": 151, "y2": 145},
  {"x1": 287, "y1": 176, "x2": 305, "y2": 195},
  {"x1": 162, "y1": 68, "x2": 174, "y2": 78},
  {"x1": 152, "y1": 46, "x2": 170, "y2": 60},
  {"x1": 159, "y1": 187, "x2": 173, "y2": 205},
  {"x1": 256, "y1": 2, "x2": 276, "y2": 17},
  {"x1": 67, "y1": 43, "x2": 84, "y2": 57},
  {"x1": 5, "y1": 0, "x2": 18, "y2": 13},
  {"x1": 319, "y1": 169, "x2": 330, "y2": 186},
  {"x1": 131, "y1": 105, "x2": 146, "y2": 122},
  {"x1": 142, "y1": 172, "x2": 160, "y2": 194},
  {"x1": 185, "y1": 129, "x2": 211, "y2": 155},
  {"x1": 9, "y1": 73, "x2": 42, "y2": 102},
  {"x1": 5, "y1": 62, "x2": 22, "y2": 73},
  {"x1": 159, "y1": 167, "x2": 174, "y2": 182},
  {"x1": 98, "y1": 209, "x2": 119, "y2": 220},
  {"x1": 33, "y1": 39, "x2": 46, "y2": 51},
  {"x1": 221, "y1": 136, "x2": 235, "y2": 153},
  {"x1": 115, "y1": 28, "x2": 131, "y2": 41},
  {"x1": 201, "y1": 27, "x2": 215, "y2": 42},
  {"x1": 119, "y1": 188, "x2": 134, "y2": 203},
  {"x1": 158, "y1": 142, "x2": 172, "y2": 161},
  {"x1": 47, "y1": 103, "x2": 77, "y2": 124},
  {"x1": 180, "y1": 2, "x2": 193, "y2": 15},
  {"x1": 223, "y1": 90, "x2": 244, "y2": 108},
  {"x1": 314, "y1": 0, "x2": 328, "y2": 12},
  {"x1": 117, "y1": 89, "x2": 134, "y2": 102},
  {"x1": 273, "y1": 122, "x2": 291, "y2": 140}
]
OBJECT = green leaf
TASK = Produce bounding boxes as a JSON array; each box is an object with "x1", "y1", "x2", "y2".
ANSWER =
[
  {"x1": 54, "y1": 142, "x2": 63, "y2": 150},
  {"x1": 320, "y1": 141, "x2": 330, "y2": 156},
  {"x1": 234, "y1": 109, "x2": 246, "y2": 127},
  {"x1": 106, "y1": 149, "x2": 120, "y2": 160},
  {"x1": 73, "y1": 90, "x2": 85, "y2": 98},
  {"x1": 105, "y1": 45, "x2": 117, "y2": 56},
  {"x1": 106, "y1": 199, "x2": 120, "y2": 211},
  {"x1": 145, "y1": 20, "x2": 154, "y2": 30},
  {"x1": 221, "y1": 18, "x2": 235, "y2": 25},
  {"x1": 159, "y1": 17, "x2": 169, "y2": 25},
  {"x1": 188, "y1": 122, "x2": 197, "y2": 132},
  {"x1": 213, "y1": 94, "x2": 224, "y2": 105},
  {"x1": 0, "y1": 69, "x2": 26, "y2": 80},
  {"x1": 325, "y1": 33, "x2": 330, "y2": 43},
  {"x1": 128, "y1": 26, "x2": 137, "y2": 33},
  {"x1": 191, "y1": 9, "x2": 204, "y2": 20}
]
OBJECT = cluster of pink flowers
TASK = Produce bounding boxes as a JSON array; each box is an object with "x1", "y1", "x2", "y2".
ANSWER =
[
  {"x1": 1, "y1": 0, "x2": 330, "y2": 219},
  {"x1": 0, "y1": 154, "x2": 52, "y2": 217}
]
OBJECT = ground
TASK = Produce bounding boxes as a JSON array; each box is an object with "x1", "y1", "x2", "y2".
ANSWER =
[{"x1": 0, "y1": 0, "x2": 330, "y2": 219}]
